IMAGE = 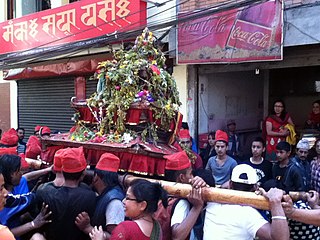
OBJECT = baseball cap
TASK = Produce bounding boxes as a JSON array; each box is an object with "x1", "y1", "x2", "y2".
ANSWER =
[{"x1": 231, "y1": 164, "x2": 258, "y2": 184}]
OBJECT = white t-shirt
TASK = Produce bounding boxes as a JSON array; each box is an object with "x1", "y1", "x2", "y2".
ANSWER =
[
  {"x1": 105, "y1": 199, "x2": 125, "y2": 226},
  {"x1": 171, "y1": 199, "x2": 190, "y2": 227},
  {"x1": 204, "y1": 202, "x2": 268, "y2": 240}
]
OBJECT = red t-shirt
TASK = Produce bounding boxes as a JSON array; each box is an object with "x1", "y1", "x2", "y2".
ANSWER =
[{"x1": 110, "y1": 221, "x2": 151, "y2": 240}]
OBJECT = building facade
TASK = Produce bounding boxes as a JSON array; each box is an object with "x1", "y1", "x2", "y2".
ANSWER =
[{"x1": 176, "y1": 0, "x2": 320, "y2": 153}]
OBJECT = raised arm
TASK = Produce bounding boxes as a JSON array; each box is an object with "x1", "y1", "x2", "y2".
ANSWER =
[{"x1": 256, "y1": 188, "x2": 289, "y2": 240}]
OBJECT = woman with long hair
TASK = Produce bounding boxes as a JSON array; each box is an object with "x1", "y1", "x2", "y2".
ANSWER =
[
  {"x1": 265, "y1": 100, "x2": 294, "y2": 162},
  {"x1": 90, "y1": 179, "x2": 168, "y2": 240}
]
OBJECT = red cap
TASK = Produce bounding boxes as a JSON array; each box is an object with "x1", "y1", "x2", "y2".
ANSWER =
[
  {"x1": 26, "y1": 136, "x2": 41, "y2": 159},
  {"x1": 61, "y1": 147, "x2": 87, "y2": 173},
  {"x1": 96, "y1": 153, "x2": 120, "y2": 173},
  {"x1": 164, "y1": 151, "x2": 191, "y2": 170},
  {"x1": 53, "y1": 148, "x2": 64, "y2": 172},
  {"x1": 215, "y1": 130, "x2": 228, "y2": 143},
  {"x1": 34, "y1": 125, "x2": 41, "y2": 132},
  {"x1": 179, "y1": 129, "x2": 191, "y2": 139},
  {"x1": 0, "y1": 128, "x2": 19, "y2": 146},
  {"x1": 41, "y1": 126, "x2": 51, "y2": 135}
]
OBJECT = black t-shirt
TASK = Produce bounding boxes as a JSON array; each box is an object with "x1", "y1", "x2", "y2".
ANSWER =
[
  {"x1": 244, "y1": 158, "x2": 272, "y2": 185},
  {"x1": 36, "y1": 182, "x2": 96, "y2": 240},
  {"x1": 272, "y1": 161, "x2": 304, "y2": 192}
]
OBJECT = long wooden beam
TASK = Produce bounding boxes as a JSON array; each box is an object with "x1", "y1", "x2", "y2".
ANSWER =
[{"x1": 121, "y1": 175, "x2": 270, "y2": 210}]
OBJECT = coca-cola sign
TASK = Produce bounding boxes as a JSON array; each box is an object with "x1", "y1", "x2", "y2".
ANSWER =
[{"x1": 177, "y1": 0, "x2": 283, "y2": 64}]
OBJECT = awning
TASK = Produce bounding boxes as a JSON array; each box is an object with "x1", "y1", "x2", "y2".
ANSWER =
[{"x1": 3, "y1": 55, "x2": 112, "y2": 80}]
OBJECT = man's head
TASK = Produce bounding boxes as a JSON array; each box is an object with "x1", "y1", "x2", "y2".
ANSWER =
[
  {"x1": 94, "y1": 153, "x2": 120, "y2": 189},
  {"x1": 34, "y1": 125, "x2": 41, "y2": 136},
  {"x1": 16, "y1": 128, "x2": 25, "y2": 141},
  {"x1": 214, "y1": 130, "x2": 228, "y2": 157},
  {"x1": 0, "y1": 154, "x2": 22, "y2": 188},
  {"x1": 25, "y1": 136, "x2": 41, "y2": 159},
  {"x1": 296, "y1": 139, "x2": 309, "y2": 161},
  {"x1": 178, "y1": 129, "x2": 192, "y2": 150},
  {"x1": 61, "y1": 147, "x2": 87, "y2": 181},
  {"x1": 40, "y1": 126, "x2": 51, "y2": 139},
  {"x1": 226, "y1": 119, "x2": 236, "y2": 133},
  {"x1": 164, "y1": 151, "x2": 193, "y2": 184},
  {"x1": 276, "y1": 141, "x2": 291, "y2": 162},
  {"x1": 0, "y1": 128, "x2": 19, "y2": 147},
  {"x1": 53, "y1": 149, "x2": 64, "y2": 173},
  {"x1": 230, "y1": 164, "x2": 258, "y2": 192},
  {"x1": 251, "y1": 137, "x2": 265, "y2": 158}
]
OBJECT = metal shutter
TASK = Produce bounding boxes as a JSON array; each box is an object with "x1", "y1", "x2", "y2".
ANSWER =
[
  {"x1": 18, "y1": 77, "x2": 75, "y2": 137},
  {"x1": 86, "y1": 78, "x2": 98, "y2": 98}
]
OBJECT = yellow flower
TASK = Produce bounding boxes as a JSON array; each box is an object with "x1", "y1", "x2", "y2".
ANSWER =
[{"x1": 96, "y1": 132, "x2": 102, "y2": 137}]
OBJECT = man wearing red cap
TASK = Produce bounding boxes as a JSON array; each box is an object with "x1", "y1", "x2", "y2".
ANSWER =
[
  {"x1": 34, "y1": 125, "x2": 41, "y2": 137},
  {"x1": 178, "y1": 129, "x2": 203, "y2": 169},
  {"x1": 75, "y1": 152, "x2": 125, "y2": 238},
  {"x1": 25, "y1": 136, "x2": 42, "y2": 160},
  {"x1": 36, "y1": 147, "x2": 96, "y2": 240},
  {"x1": 39, "y1": 126, "x2": 64, "y2": 164},
  {"x1": 154, "y1": 151, "x2": 205, "y2": 240},
  {"x1": 205, "y1": 130, "x2": 237, "y2": 187},
  {"x1": 0, "y1": 128, "x2": 19, "y2": 156},
  {"x1": 37, "y1": 148, "x2": 65, "y2": 192}
]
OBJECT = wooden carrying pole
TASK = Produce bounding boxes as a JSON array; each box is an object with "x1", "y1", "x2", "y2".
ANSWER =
[{"x1": 121, "y1": 175, "x2": 271, "y2": 210}]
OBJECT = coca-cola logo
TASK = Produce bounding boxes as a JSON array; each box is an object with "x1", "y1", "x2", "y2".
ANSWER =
[
  {"x1": 178, "y1": 13, "x2": 236, "y2": 45},
  {"x1": 227, "y1": 20, "x2": 272, "y2": 50},
  {"x1": 230, "y1": 26, "x2": 270, "y2": 48}
]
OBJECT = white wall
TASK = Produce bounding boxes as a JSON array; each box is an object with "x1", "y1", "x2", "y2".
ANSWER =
[
  {"x1": 51, "y1": 0, "x2": 69, "y2": 9},
  {"x1": 199, "y1": 70, "x2": 264, "y2": 133},
  {"x1": 0, "y1": 72, "x2": 18, "y2": 129},
  {"x1": 0, "y1": 0, "x2": 6, "y2": 22}
]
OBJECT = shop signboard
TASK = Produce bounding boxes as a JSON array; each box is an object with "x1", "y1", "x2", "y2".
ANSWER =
[
  {"x1": 0, "y1": 0, "x2": 146, "y2": 55},
  {"x1": 177, "y1": 0, "x2": 283, "y2": 64}
]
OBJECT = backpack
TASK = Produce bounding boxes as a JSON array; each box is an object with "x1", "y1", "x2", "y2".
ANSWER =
[{"x1": 153, "y1": 197, "x2": 180, "y2": 240}]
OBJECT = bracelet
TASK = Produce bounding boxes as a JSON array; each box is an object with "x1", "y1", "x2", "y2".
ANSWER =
[
  {"x1": 31, "y1": 221, "x2": 35, "y2": 227},
  {"x1": 271, "y1": 216, "x2": 287, "y2": 220}
]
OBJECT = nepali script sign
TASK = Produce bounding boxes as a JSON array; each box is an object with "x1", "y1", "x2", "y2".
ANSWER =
[
  {"x1": 177, "y1": 0, "x2": 283, "y2": 64},
  {"x1": 0, "y1": 0, "x2": 146, "y2": 55}
]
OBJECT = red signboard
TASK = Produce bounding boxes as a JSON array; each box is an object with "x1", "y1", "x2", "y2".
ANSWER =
[
  {"x1": 177, "y1": 0, "x2": 283, "y2": 64},
  {"x1": 0, "y1": 0, "x2": 146, "y2": 55}
]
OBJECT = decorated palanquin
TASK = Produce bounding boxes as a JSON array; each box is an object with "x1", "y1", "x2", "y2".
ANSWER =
[{"x1": 41, "y1": 28, "x2": 183, "y2": 176}]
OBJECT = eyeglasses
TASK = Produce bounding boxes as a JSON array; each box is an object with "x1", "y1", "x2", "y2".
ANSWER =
[
  {"x1": 179, "y1": 141, "x2": 191, "y2": 144},
  {"x1": 274, "y1": 105, "x2": 284, "y2": 108},
  {"x1": 125, "y1": 196, "x2": 139, "y2": 202}
]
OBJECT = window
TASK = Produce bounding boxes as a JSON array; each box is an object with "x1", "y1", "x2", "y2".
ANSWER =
[{"x1": 7, "y1": 0, "x2": 51, "y2": 19}]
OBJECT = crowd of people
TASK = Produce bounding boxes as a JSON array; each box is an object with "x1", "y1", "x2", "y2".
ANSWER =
[{"x1": 0, "y1": 99, "x2": 319, "y2": 240}]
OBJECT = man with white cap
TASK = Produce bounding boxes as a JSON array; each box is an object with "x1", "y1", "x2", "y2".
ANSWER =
[
  {"x1": 292, "y1": 139, "x2": 311, "y2": 191},
  {"x1": 203, "y1": 164, "x2": 289, "y2": 240}
]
